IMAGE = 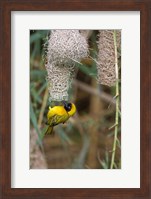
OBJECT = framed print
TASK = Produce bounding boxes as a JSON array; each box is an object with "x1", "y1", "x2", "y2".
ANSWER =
[{"x1": 0, "y1": 0, "x2": 151, "y2": 199}]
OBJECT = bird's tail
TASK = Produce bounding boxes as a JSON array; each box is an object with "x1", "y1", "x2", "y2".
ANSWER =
[{"x1": 44, "y1": 125, "x2": 54, "y2": 135}]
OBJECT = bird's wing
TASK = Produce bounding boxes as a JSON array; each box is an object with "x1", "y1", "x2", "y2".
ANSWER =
[{"x1": 47, "y1": 114, "x2": 69, "y2": 126}]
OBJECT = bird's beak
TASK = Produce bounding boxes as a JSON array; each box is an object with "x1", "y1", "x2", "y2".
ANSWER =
[{"x1": 62, "y1": 101, "x2": 68, "y2": 106}]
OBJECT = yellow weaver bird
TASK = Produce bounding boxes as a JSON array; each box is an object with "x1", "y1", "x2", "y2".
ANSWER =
[{"x1": 44, "y1": 102, "x2": 76, "y2": 135}]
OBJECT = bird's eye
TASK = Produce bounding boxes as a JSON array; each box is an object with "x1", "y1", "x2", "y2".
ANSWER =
[{"x1": 68, "y1": 105, "x2": 71, "y2": 110}]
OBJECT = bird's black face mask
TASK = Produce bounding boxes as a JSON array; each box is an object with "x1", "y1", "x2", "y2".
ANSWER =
[{"x1": 63, "y1": 102, "x2": 72, "y2": 112}]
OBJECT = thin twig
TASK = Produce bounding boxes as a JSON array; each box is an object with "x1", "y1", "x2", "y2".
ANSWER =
[
  {"x1": 110, "y1": 30, "x2": 120, "y2": 169},
  {"x1": 69, "y1": 57, "x2": 83, "y2": 65},
  {"x1": 108, "y1": 123, "x2": 118, "y2": 130},
  {"x1": 107, "y1": 94, "x2": 119, "y2": 109},
  {"x1": 38, "y1": 88, "x2": 49, "y2": 128},
  {"x1": 72, "y1": 112, "x2": 90, "y2": 169},
  {"x1": 88, "y1": 55, "x2": 100, "y2": 65},
  {"x1": 73, "y1": 79, "x2": 116, "y2": 106}
]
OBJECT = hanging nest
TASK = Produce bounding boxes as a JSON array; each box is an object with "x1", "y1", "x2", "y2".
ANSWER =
[
  {"x1": 97, "y1": 30, "x2": 121, "y2": 87},
  {"x1": 45, "y1": 30, "x2": 88, "y2": 102},
  {"x1": 46, "y1": 62, "x2": 75, "y2": 101},
  {"x1": 47, "y1": 30, "x2": 88, "y2": 65}
]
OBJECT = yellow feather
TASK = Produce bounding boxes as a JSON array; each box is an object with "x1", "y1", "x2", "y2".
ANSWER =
[
  {"x1": 44, "y1": 103, "x2": 76, "y2": 136},
  {"x1": 45, "y1": 126, "x2": 53, "y2": 135},
  {"x1": 47, "y1": 106, "x2": 68, "y2": 118},
  {"x1": 68, "y1": 103, "x2": 76, "y2": 116}
]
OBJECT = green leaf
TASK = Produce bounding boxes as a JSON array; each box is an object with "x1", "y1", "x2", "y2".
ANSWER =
[
  {"x1": 30, "y1": 32, "x2": 43, "y2": 44},
  {"x1": 30, "y1": 30, "x2": 50, "y2": 44},
  {"x1": 37, "y1": 82, "x2": 47, "y2": 95},
  {"x1": 76, "y1": 63, "x2": 97, "y2": 77},
  {"x1": 31, "y1": 86, "x2": 42, "y2": 104},
  {"x1": 30, "y1": 102, "x2": 43, "y2": 147},
  {"x1": 30, "y1": 70, "x2": 47, "y2": 81},
  {"x1": 100, "y1": 160, "x2": 108, "y2": 169},
  {"x1": 57, "y1": 126, "x2": 73, "y2": 145}
]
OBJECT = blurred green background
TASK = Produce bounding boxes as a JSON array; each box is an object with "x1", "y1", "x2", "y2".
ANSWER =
[{"x1": 30, "y1": 30, "x2": 121, "y2": 169}]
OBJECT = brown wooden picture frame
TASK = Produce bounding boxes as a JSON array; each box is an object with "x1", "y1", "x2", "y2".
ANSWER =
[{"x1": 0, "y1": 0, "x2": 151, "y2": 198}]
